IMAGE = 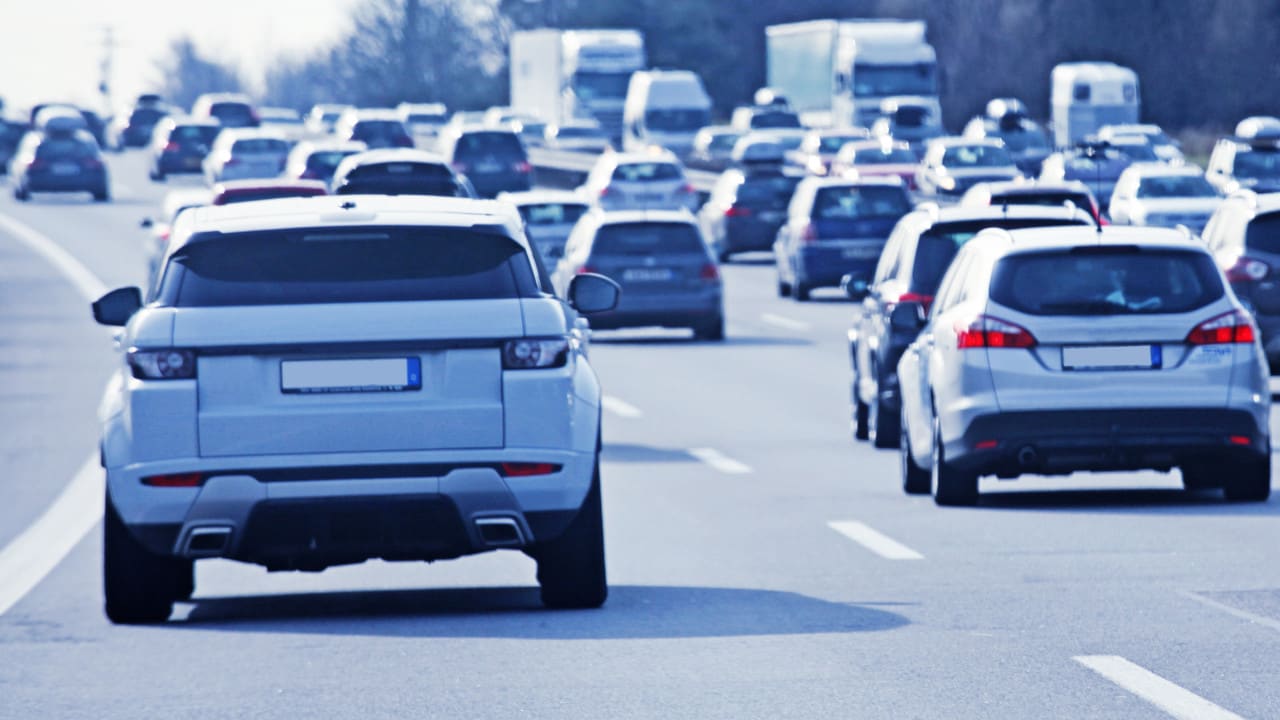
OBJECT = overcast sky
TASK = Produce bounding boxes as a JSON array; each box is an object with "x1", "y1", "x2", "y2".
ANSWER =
[{"x1": 0, "y1": 0, "x2": 364, "y2": 114}]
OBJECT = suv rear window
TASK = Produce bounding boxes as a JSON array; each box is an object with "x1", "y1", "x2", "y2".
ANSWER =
[
  {"x1": 612, "y1": 163, "x2": 682, "y2": 182},
  {"x1": 172, "y1": 126, "x2": 220, "y2": 144},
  {"x1": 455, "y1": 132, "x2": 525, "y2": 159},
  {"x1": 306, "y1": 151, "x2": 357, "y2": 172},
  {"x1": 36, "y1": 137, "x2": 97, "y2": 159},
  {"x1": 989, "y1": 247, "x2": 1223, "y2": 316},
  {"x1": 990, "y1": 191, "x2": 1093, "y2": 211},
  {"x1": 163, "y1": 227, "x2": 536, "y2": 307},
  {"x1": 213, "y1": 187, "x2": 326, "y2": 205},
  {"x1": 910, "y1": 219, "x2": 1087, "y2": 294},
  {"x1": 812, "y1": 186, "x2": 911, "y2": 220},
  {"x1": 210, "y1": 103, "x2": 255, "y2": 127},
  {"x1": 1245, "y1": 213, "x2": 1280, "y2": 255},
  {"x1": 592, "y1": 223, "x2": 705, "y2": 256}
]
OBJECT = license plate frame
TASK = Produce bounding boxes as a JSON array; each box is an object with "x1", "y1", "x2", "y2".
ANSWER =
[
  {"x1": 622, "y1": 267, "x2": 675, "y2": 282},
  {"x1": 842, "y1": 246, "x2": 881, "y2": 260},
  {"x1": 51, "y1": 163, "x2": 80, "y2": 176},
  {"x1": 1061, "y1": 345, "x2": 1161, "y2": 371},
  {"x1": 281, "y1": 357, "x2": 422, "y2": 394}
]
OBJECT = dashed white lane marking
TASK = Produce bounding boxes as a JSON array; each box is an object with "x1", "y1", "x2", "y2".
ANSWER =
[
  {"x1": 688, "y1": 447, "x2": 752, "y2": 475},
  {"x1": 0, "y1": 455, "x2": 103, "y2": 616},
  {"x1": 827, "y1": 521, "x2": 924, "y2": 560},
  {"x1": 1180, "y1": 590, "x2": 1280, "y2": 634},
  {"x1": 760, "y1": 313, "x2": 811, "y2": 332},
  {"x1": 601, "y1": 395, "x2": 643, "y2": 419},
  {"x1": 0, "y1": 212, "x2": 108, "y2": 301},
  {"x1": 1074, "y1": 655, "x2": 1246, "y2": 720}
]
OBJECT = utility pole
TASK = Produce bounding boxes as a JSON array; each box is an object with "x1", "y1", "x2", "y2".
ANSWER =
[{"x1": 99, "y1": 26, "x2": 116, "y2": 113}]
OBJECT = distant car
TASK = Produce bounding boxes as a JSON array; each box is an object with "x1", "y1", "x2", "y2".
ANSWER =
[
  {"x1": 1108, "y1": 164, "x2": 1222, "y2": 232},
  {"x1": 960, "y1": 180, "x2": 1104, "y2": 226},
  {"x1": 330, "y1": 149, "x2": 472, "y2": 197},
  {"x1": 830, "y1": 140, "x2": 919, "y2": 189},
  {"x1": 397, "y1": 102, "x2": 449, "y2": 141},
  {"x1": 1039, "y1": 138, "x2": 1159, "y2": 211},
  {"x1": 699, "y1": 166, "x2": 803, "y2": 261},
  {"x1": 688, "y1": 125, "x2": 743, "y2": 169},
  {"x1": 107, "y1": 104, "x2": 170, "y2": 150},
  {"x1": 304, "y1": 103, "x2": 355, "y2": 136},
  {"x1": 774, "y1": 177, "x2": 914, "y2": 300},
  {"x1": 148, "y1": 118, "x2": 221, "y2": 181},
  {"x1": 498, "y1": 189, "x2": 590, "y2": 264},
  {"x1": 897, "y1": 225, "x2": 1270, "y2": 505},
  {"x1": 141, "y1": 188, "x2": 212, "y2": 280},
  {"x1": 789, "y1": 129, "x2": 871, "y2": 176},
  {"x1": 210, "y1": 178, "x2": 328, "y2": 205},
  {"x1": 849, "y1": 205, "x2": 1094, "y2": 450},
  {"x1": 203, "y1": 129, "x2": 290, "y2": 185},
  {"x1": 916, "y1": 138, "x2": 1021, "y2": 199},
  {"x1": 1201, "y1": 190, "x2": 1280, "y2": 370},
  {"x1": 10, "y1": 128, "x2": 110, "y2": 201},
  {"x1": 871, "y1": 97, "x2": 944, "y2": 156},
  {"x1": 1206, "y1": 117, "x2": 1280, "y2": 195},
  {"x1": 962, "y1": 99, "x2": 1052, "y2": 176},
  {"x1": 257, "y1": 107, "x2": 306, "y2": 141},
  {"x1": 730, "y1": 104, "x2": 802, "y2": 131},
  {"x1": 1098, "y1": 123, "x2": 1184, "y2": 164},
  {"x1": 553, "y1": 209, "x2": 724, "y2": 340},
  {"x1": 190, "y1": 92, "x2": 259, "y2": 128},
  {"x1": 544, "y1": 121, "x2": 611, "y2": 153},
  {"x1": 336, "y1": 109, "x2": 414, "y2": 150},
  {"x1": 437, "y1": 126, "x2": 533, "y2": 198},
  {"x1": 579, "y1": 150, "x2": 698, "y2": 212},
  {"x1": 32, "y1": 105, "x2": 89, "y2": 134},
  {"x1": 283, "y1": 139, "x2": 367, "y2": 184}
]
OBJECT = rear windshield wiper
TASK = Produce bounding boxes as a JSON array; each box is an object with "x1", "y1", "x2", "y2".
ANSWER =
[{"x1": 1036, "y1": 300, "x2": 1133, "y2": 315}]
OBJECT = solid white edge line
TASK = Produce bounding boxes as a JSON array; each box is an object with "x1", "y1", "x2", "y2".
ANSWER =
[
  {"x1": 827, "y1": 521, "x2": 924, "y2": 560},
  {"x1": 760, "y1": 313, "x2": 811, "y2": 332},
  {"x1": 601, "y1": 395, "x2": 643, "y2": 419},
  {"x1": 1073, "y1": 655, "x2": 1246, "y2": 720},
  {"x1": 688, "y1": 447, "x2": 752, "y2": 474},
  {"x1": 1180, "y1": 590, "x2": 1280, "y2": 634},
  {"x1": 0, "y1": 212, "x2": 108, "y2": 301},
  {"x1": 0, "y1": 455, "x2": 104, "y2": 616}
]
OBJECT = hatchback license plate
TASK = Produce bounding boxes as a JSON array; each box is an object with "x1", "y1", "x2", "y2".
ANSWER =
[
  {"x1": 842, "y1": 246, "x2": 881, "y2": 259},
  {"x1": 1062, "y1": 345, "x2": 1160, "y2": 371},
  {"x1": 52, "y1": 163, "x2": 79, "y2": 175},
  {"x1": 281, "y1": 358, "x2": 422, "y2": 394},
  {"x1": 623, "y1": 268, "x2": 674, "y2": 282}
]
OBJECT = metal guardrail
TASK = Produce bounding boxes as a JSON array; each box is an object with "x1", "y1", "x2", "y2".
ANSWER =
[{"x1": 528, "y1": 148, "x2": 723, "y2": 196}]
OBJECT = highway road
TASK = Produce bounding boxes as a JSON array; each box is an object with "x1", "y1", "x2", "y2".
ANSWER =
[{"x1": 1, "y1": 152, "x2": 1279, "y2": 719}]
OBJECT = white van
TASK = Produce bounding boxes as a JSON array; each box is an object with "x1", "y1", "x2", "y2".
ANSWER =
[
  {"x1": 1050, "y1": 62, "x2": 1140, "y2": 149},
  {"x1": 622, "y1": 70, "x2": 712, "y2": 156}
]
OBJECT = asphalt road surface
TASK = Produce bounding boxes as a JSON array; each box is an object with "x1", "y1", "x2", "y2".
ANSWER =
[{"x1": 1, "y1": 152, "x2": 1278, "y2": 719}]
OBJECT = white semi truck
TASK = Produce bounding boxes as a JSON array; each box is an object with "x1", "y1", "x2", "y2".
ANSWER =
[
  {"x1": 766, "y1": 19, "x2": 939, "y2": 129},
  {"x1": 510, "y1": 29, "x2": 646, "y2": 144}
]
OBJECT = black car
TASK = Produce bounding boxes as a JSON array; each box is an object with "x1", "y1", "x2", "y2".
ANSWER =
[
  {"x1": 330, "y1": 150, "x2": 473, "y2": 197},
  {"x1": 117, "y1": 106, "x2": 170, "y2": 149},
  {"x1": 440, "y1": 128, "x2": 533, "y2": 198},
  {"x1": 11, "y1": 129, "x2": 110, "y2": 201},
  {"x1": 149, "y1": 120, "x2": 221, "y2": 180},
  {"x1": 849, "y1": 206, "x2": 1092, "y2": 450},
  {"x1": 698, "y1": 167, "x2": 802, "y2": 261}
]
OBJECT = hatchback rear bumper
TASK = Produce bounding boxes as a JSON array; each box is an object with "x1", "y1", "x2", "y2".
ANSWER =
[{"x1": 949, "y1": 408, "x2": 1268, "y2": 478}]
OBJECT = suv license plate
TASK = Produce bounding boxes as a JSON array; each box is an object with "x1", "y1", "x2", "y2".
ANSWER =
[
  {"x1": 1062, "y1": 345, "x2": 1161, "y2": 371},
  {"x1": 281, "y1": 358, "x2": 422, "y2": 394}
]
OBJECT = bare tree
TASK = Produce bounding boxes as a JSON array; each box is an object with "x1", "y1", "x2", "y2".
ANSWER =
[{"x1": 156, "y1": 37, "x2": 244, "y2": 111}]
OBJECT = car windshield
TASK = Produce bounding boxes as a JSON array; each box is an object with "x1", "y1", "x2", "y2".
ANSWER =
[
  {"x1": 353, "y1": 121, "x2": 408, "y2": 141},
  {"x1": 518, "y1": 203, "x2": 588, "y2": 226},
  {"x1": 1234, "y1": 150, "x2": 1280, "y2": 179},
  {"x1": 1136, "y1": 175, "x2": 1218, "y2": 198},
  {"x1": 231, "y1": 138, "x2": 288, "y2": 154},
  {"x1": 130, "y1": 108, "x2": 167, "y2": 125},
  {"x1": 646, "y1": 109, "x2": 711, "y2": 132},
  {"x1": 455, "y1": 132, "x2": 525, "y2": 158},
  {"x1": 558, "y1": 127, "x2": 605, "y2": 139},
  {"x1": 1245, "y1": 213, "x2": 1280, "y2": 254},
  {"x1": 612, "y1": 162, "x2": 683, "y2": 182},
  {"x1": 172, "y1": 126, "x2": 219, "y2": 144},
  {"x1": 339, "y1": 163, "x2": 462, "y2": 196},
  {"x1": 306, "y1": 151, "x2": 357, "y2": 172},
  {"x1": 910, "y1": 218, "x2": 1087, "y2": 294},
  {"x1": 163, "y1": 227, "x2": 535, "y2": 306},
  {"x1": 750, "y1": 111, "x2": 802, "y2": 129},
  {"x1": 996, "y1": 126, "x2": 1051, "y2": 151},
  {"x1": 1112, "y1": 143, "x2": 1158, "y2": 162},
  {"x1": 572, "y1": 71, "x2": 631, "y2": 101},
  {"x1": 854, "y1": 147, "x2": 917, "y2": 164},
  {"x1": 990, "y1": 248, "x2": 1223, "y2": 316},
  {"x1": 593, "y1": 222, "x2": 705, "y2": 256},
  {"x1": 737, "y1": 175, "x2": 802, "y2": 206},
  {"x1": 852, "y1": 63, "x2": 937, "y2": 97},
  {"x1": 210, "y1": 103, "x2": 255, "y2": 126},
  {"x1": 891, "y1": 107, "x2": 931, "y2": 128},
  {"x1": 407, "y1": 113, "x2": 446, "y2": 124},
  {"x1": 812, "y1": 186, "x2": 911, "y2": 220},
  {"x1": 707, "y1": 133, "x2": 740, "y2": 151},
  {"x1": 942, "y1": 145, "x2": 1014, "y2": 168},
  {"x1": 992, "y1": 192, "x2": 1093, "y2": 212}
]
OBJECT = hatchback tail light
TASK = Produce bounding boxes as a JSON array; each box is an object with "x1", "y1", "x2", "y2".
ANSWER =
[
  {"x1": 1224, "y1": 256, "x2": 1270, "y2": 283},
  {"x1": 163, "y1": 142, "x2": 179, "y2": 153},
  {"x1": 514, "y1": 161, "x2": 532, "y2": 174},
  {"x1": 699, "y1": 263, "x2": 720, "y2": 281},
  {"x1": 83, "y1": 157, "x2": 103, "y2": 169},
  {"x1": 800, "y1": 223, "x2": 818, "y2": 244},
  {"x1": 1186, "y1": 310, "x2": 1256, "y2": 345},
  {"x1": 725, "y1": 205, "x2": 752, "y2": 218},
  {"x1": 142, "y1": 472, "x2": 205, "y2": 488},
  {"x1": 955, "y1": 315, "x2": 1037, "y2": 349}
]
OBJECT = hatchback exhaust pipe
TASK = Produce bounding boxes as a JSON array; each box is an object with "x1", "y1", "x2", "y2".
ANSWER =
[
  {"x1": 1017, "y1": 446, "x2": 1040, "y2": 469},
  {"x1": 475, "y1": 517, "x2": 525, "y2": 547},
  {"x1": 182, "y1": 526, "x2": 233, "y2": 558}
]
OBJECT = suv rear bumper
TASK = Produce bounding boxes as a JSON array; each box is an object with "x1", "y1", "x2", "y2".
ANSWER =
[{"x1": 947, "y1": 408, "x2": 1268, "y2": 478}]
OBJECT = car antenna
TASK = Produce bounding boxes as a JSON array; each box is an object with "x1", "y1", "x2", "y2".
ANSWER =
[{"x1": 1082, "y1": 137, "x2": 1107, "y2": 236}]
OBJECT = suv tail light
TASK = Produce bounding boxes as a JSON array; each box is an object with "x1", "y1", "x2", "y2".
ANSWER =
[
  {"x1": 699, "y1": 263, "x2": 720, "y2": 281},
  {"x1": 897, "y1": 291, "x2": 934, "y2": 313},
  {"x1": 514, "y1": 161, "x2": 532, "y2": 174},
  {"x1": 955, "y1": 315, "x2": 1037, "y2": 349},
  {"x1": 800, "y1": 223, "x2": 818, "y2": 244},
  {"x1": 498, "y1": 462, "x2": 561, "y2": 477},
  {"x1": 502, "y1": 337, "x2": 570, "y2": 369},
  {"x1": 128, "y1": 349, "x2": 196, "y2": 379},
  {"x1": 577, "y1": 264, "x2": 599, "y2": 275},
  {"x1": 725, "y1": 205, "x2": 752, "y2": 218},
  {"x1": 163, "y1": 141, "x2": 179, "y2": 153},
  {"x1": 143, "y1": 472, "x2": 205, "y2": 488},
  {"x1": 679, "y1": 182, "x2": 696, "y2": 195},
  {"x1": 1186, "y1": 310, "x2": 1256, "y2": 345},
  {"x1": 1224, "y1": 256, "x2": 1270, "y2": 283}
]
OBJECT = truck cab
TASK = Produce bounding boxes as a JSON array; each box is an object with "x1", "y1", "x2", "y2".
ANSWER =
[{"x1": 1050, "y1": 62, "x2": 1140, "y2": 149}]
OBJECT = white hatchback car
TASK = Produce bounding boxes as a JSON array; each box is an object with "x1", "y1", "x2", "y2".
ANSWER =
[
  {"x1": 92, "y1": 195, "x2": 621, "y2": 623},
  {"x1": 897, "y1": 225, "x2": 1270, "y2": 505},
  {"x1": 580, "y1": 150, "x2": 699, "y2": 212},
  {"x1": 1107, "y1": 163, "x2": 1222, "y2": 233}
]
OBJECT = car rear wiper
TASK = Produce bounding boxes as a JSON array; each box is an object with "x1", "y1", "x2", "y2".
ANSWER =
[{"x1": 1037, "y1": 300, "x2": 1132, "y2": 315}]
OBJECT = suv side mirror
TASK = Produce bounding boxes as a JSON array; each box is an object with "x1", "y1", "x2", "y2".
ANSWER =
[
  {"x1": 889, "y1": 301, "x2": 927, "y2": 332},
  {"x1": 567, "y1": 273, "x2": 621, "y2": 315},
  {"x1": 92, "y1": 287, "x2": 143, "y2": 326}
]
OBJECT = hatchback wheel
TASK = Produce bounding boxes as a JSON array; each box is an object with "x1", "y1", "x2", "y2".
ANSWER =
[
  {"x1": 794, "y1": 283, "x2": 811, "y2": 302},
  {"x1": 694, "y1": 315, "x2": 725, "y2": 342},
  {"x1": 900, "y1": 407, "x2": 931, "y2": 494},
  {"x1": 870, "y1": 387, "x2": 901, "y2": 449},
  {"x1": 777, "y1": 278, "x2": 791, "y2": 297},
  {"x1": 1223, "y1": 453, "x2": 1271, "y2": 502},
  {"x1": 932, "y1": 421, "x2": 978, "y2": 506},
  {"x1": 532, "y1": 458, "x2": 607, "y2": 609},
  {"x1": 104, "y1": 495, "x2": 191, "y2": 624},
  {"x1": 1179, "y1": 463, "x2": 1221, "y2": 491},
  {"x1": 852, "y1": 379, "x2": 870, "y2": 441}
]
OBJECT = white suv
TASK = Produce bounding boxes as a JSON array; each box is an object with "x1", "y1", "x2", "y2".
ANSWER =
[
  {"x1": 897, "y1": 225, "x2": 1270, "y2": 505},
  {"x1": 92, "y1": 195, "x2": 621, "y2": 623}
]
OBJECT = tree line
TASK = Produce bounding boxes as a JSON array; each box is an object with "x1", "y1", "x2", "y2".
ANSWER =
[{"x1": 159, "y1": 0, "x2": 1280, "y2": 133}]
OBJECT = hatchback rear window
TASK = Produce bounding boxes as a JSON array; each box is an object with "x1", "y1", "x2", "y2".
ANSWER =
[
  {"x1": 1234, "y1": 150, "x2": 1280, "y2": 179},
  {"x1": 36, "y1": 138, "x2": 96, "y2": 159},
  {"x1": 455, "y1": 132, "x2": 525, "y2": 158},
  {"x1": 812, "y1": 186, "x2": 911, "y2": 220},
  {"x1": 1245, "y1": 213, "x2": 1280, "y2": 255},
  {"x1": 853, "y1": 147, "x2": 916, "y2": 164},
  {"x1": 749, "y1": 111, "x2": 802, "y2": 129},
  {"x1": 518, "y1": 203, "x2": 587, "y2": 226},
  {"x1": 737, "y1": 175, "x2": 801, "y2": 205},
  {"x1": 232, "y1": 138, "x2": 288, "y2": 154},
  {"x1": 172, "y1": 126, "x2": 220, "y2": 144},
  {"x1": 612, "y1": 163, "x2": 682, "y2": 182},
  {"x1": 338, "y1": 162, "x2": 462, "y2": 196},
  {"x1": 130, "y1": 108, "x2": 167, "y2": 125},
  {"x1": 163, "y1": 228, "x2": 536, "y2": 307},
  {"x1": 989, "y1": 248, "x2": 1223, "y2": 316},
  {"x1": 1137, "y1": 175, "x2": 1217, "y2": 198},
  {"x1": 593, "y1": 223, "x2": 704, "y2": 256},
  {"x1": 213, "y1": 188, "x2": 326, "y2": 205},
  {"x1": 910, "y1": 219, "x2": 1087, "y2": 294}
]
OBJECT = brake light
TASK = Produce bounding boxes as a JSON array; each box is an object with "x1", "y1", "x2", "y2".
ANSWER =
[
  {"x1": 514, "y1": 161, "x2": 532, "y2": 174},
  {"x1": 163, "y1": 142, "x2": 179, "y2": 153},
  {"x1": 299, "y1": 168, "x2": 319, "y2": 180},
  {"x1": 599, "y1": 186, "x2": 611, "y2": 198},
  {"x1": 577, "y1": 265, "x2": 598, "y2": 275},
  {"x1": 1225, "y1": 256, "x2": 1270, "y2": 283},
  {"x1": 680, "y1": 182, "x2": 696, "y2": 195},
  {"x1": 699, "y1": 263, "x2": 720, "y2": 281},
  {"x1": 955, "y1": 315, "x2": 1037, "y2": 349},
  {"x1": 1186, "y1": 310, "x2": 1256, "y2": 345},
  {"x1": 498, "y1": 462, "x2": 561, "y2": 477},
  {"x1": 142, "y1": 472, "x2": 205, "y2": 488},
  {"x1": 897, "y1": 291, "x2": 934, "y2": 313},
  {"x1": 725, "y1": 205, "x2": 752, "y2": 218},
  {"x1": 83, "y1": 157, "x2": 103, "y2": 169},
  {"x1": 800, "y1": 223, "x2": 818, "y2": 244}
]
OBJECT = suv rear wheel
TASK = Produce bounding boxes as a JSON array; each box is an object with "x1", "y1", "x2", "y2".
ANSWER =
[
  {"x1": 104, "y1": 495, "x2": 192, "y2": 624},
  {"x1": 531, "y1": 458, "x2": 607, "y2": 609},
  {"x1": 1223, "y1": 453, "x2": 1271, "y2": 502}
]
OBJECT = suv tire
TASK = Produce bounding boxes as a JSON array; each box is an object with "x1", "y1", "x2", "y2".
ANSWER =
[
  {"x1": 533, "y1": 459, "x2": 607, "y2": 609},
  {"x1": 777, "y1": 278, "x2": 791, "y2": 297},
  {"x1": 852, "y1": 378, "x2": 870, "y2": 441},
  {"x1": 870, "y1": 387, "x2": 901, "y2": 449},
  {"x1": 1223, "y1": 453, "x2": 1271, "y2": 502},
  {"x1": 694, "y1": 315, "x2": 725, "y2": 342},
  {"x1": 104, "y1": 495, "x2": 191, "y2": 624},
  {"x1": 932, "y1": 420, "x2": 978, "y2": 506},
  {"x1": 900, "y1": 407, "x2": 931, "y2": 494}
]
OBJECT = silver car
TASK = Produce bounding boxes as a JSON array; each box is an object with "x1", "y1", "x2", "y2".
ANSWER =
[
  {"x1": 498, "y1": 189, "x2": 590, "y2": 265},
  {"x1": 898, "y1": 225, "x2": 1270, "y2": 505},
  {"x1": 1107, "y1": 163, "x2": 1222, "y2": 233},
  {"x1": 202, "y1": 129, "x2": 290, "y2": 185},
  {"x1": 580, "y1": 150, "x2": 699, "y2": 212}
]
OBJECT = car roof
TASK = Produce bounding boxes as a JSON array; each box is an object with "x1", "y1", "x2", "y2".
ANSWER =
[
  {"x1": 172, "y1": 195, "x2": 526, "y2": 251},
  {"x1": 929, "y1": 204, "x2": 1094, "y2": 224},
  {"x1": 797, "y1": 175, "x2": 905, "y2": 191},
  {"x1": 497, "y1": 189, "x2": 588, "y2": 206},
  {"x1": 1119, "y1": 162, "x2": 1204, "y2": 178},
  {"x1": 841, "y1": 139, "x2": 913, "y2": 153},
  {"x1": 352, "y1": 109, "x2": 404, "y2": 122},
  {"x1": 294, "y1": 139, "x2": 367, "y2": 153},
  {"x1": 974, "y1": 225, "x2": 1200, "y2": 256},
  {"x1": 607, "y1": 150, "x2": 680, "y2": 165},
  {"x1": 337, "y1": 148, "x2": 448, "y2": 168},
  {"x1": 212, "y1": 178, "x2": 330, "y2": 194},
  {"x1": 931, "y1": 136, "x2": 1004, "y2": 149},
  {"x1": 589, "y1": 208, "x2": 696, "y2": 226},
  {"x1": 980, "y1": 180, "x2": 1092, "y2": 195},
  {"x1": 218, "y1": 128, "x2": 288, "y2": 143}
]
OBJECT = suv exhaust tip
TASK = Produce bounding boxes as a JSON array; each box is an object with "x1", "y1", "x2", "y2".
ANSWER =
[
  {"x1": 182, "y1": 526, "x2": 233, "y2": 558},
  {"x1": 475, "y1": 517, "x2": 525, "y2": 547},
  {"x1": 1017, "y1": 446, "x2": 1040, "y2": 469}
]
